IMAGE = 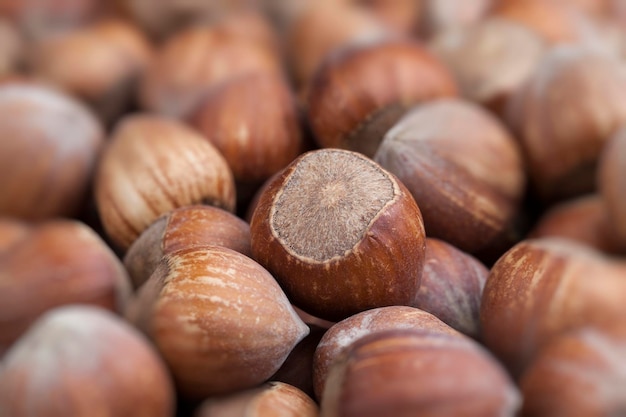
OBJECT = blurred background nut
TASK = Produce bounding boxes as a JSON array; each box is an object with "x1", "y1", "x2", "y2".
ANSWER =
[
  {"x1": 306, "y1": 38, "x2": 457, "y2": 158},
  {"x1": 0, "y1": 82, "x2": 104, "y2": 221},
  {"x1": 312, "y1": 306, "x2": 461, "y2": 401},
  {"x1": 528, "y1": 194, "x2": 623, "y2": 255},
  {"x1": 480, "y1": 237, "x2": 626, "y2": 377},
  {"x1": 429, "y1": 17, "x2": 546, "y2": 117},
  {"x1": 0, "y1": 18, "x2": 23, "y2": 76},
  {"x1": 194, "y1": 381, "x2": 318, "y2": 417},
  {"x1": 0, "y1": 305, "x2": 175, "y2": 417},
  {"x1": 190, "y1": 72, "x2": 305, "y2": 207},
  {"x1": 519, "y1": 323, "x2": 626, "y2": 417},
  {"x1": 320, "y1": 329, "x2": 521, "y2": 417},
  {"x1": 374, "y1": 98, "x2": 526, "y2": 263},
  {"x1": 0, "y1": 219, "x2": 132, "y2": 356},
  {"x1": 250, "y1": 149, "x2": 426, "y2": 321},
  {"x1": 139, "y1": 18, "x2": 282, "y2": 119},
  {"x1": 418, "y1": 0, "x2": 492, "y2": 39},
  {"x1": 126, "y1": 245, "x2": 309, "y2": 399},
  {"x1": 0, "y1": 217, "x2": 30, "y2": 252},
  {"x1": 26, "y1": 18, "x2": 153, "y2": 124},
  {"x1": 412, "y1": 238, "x2": 489, "y2": 339},
  {"x1": 597, "y1": 126, "x2": 626, "y2": 251},
  {"x1": 123, "y1": 204, "x2": 251, "y2": 289},
  {"x1": 94, "y1": 114, "x2": 236, "y2": 252},
  {"x1": 506, "y1": 45, "x2": 626, "y2": 203}
]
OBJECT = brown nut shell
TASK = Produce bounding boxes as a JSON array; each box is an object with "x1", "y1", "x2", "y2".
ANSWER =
[
  {"x1": 123, "y1": 204, "x2": 251, "y2": 289},
  {"x1": 0, "y1": 305, "x2": 175, "y2": 417},
  {"x1": 480, "y1": 237, "x2": 626, "y2": 377},
  {"x1": 194, "y1": 381, "x2": 319, "y2": 417},
  {"x1": 0, "y1": 220, "x2": 132, "y2": 355},
  {"x1": 320, "y1": 328, "x2": 521, "y2": 417},
  {"x1": 598, "y1": 127, "x2": 626, "y2": 249},
  {"x1": 312, "y1": 305, "x2": 461, "y2": 401},
  {"x1": 94, "y1": 114, "x2": 236, "y2": 251},
  {"x1": 126, "y1": 245, "x2": 309, "y2": 399},
  {"x1": 250, "y1": 148, "x2": 426, "y2": 321},
  {"x1": 306, "y1": 38, "x2": 457, "y2": 157}
]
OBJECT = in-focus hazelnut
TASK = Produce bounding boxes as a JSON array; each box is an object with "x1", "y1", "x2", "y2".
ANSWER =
[
  {"x1": 123, "y1": 204, "x2": 251, "y2": 289},
  {"x1": 374, "y1": 98, "x2": 526, "y2": 262},
  {"x1": 0, "y1": 219, "x2": 132, "y2": 355},
  {"x1": 0, "y1": 83, "x2": 104, "y2": 220},
  {"x1": 126, "y1": 245, "x2": 309, "y2": 399},
  {"x1": 307, "y1": 38, "x2": 457, "y2": 157},
  {"x1": 320, "y1": 329, "x2": 521, "y2": 417},
  {"x1": 94, "y1": 114, "x2": 236, "y2": 252},
  {"x1": 412, "y1": 238, "x2": 489, "y2": 339},
  {"x1": 250, "y1": 148, "x2": 426, "y2": 321},
  {"x1": 480, "y1": 237, "x2": 626, "y2": 377},
  {"x1": 0, "y1": 305, "x2": 175, "y2": 417}
]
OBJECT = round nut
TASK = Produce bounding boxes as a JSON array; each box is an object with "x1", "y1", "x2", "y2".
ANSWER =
[
  {"x1": 94, "y1": 114, "x2": 236, "y2": 251},
  {"x1": 598, "y1": 126, "x2": 626, "y2": 250},
  {"x1": 126, "y1": 245, "x2": 310, "y2": 399},
  {"x1": 250, "y1": 148, "x2": 426, "y2": 321},
  {"x1": 0, "y1": 305, "x2": 175, "y2": 417}
]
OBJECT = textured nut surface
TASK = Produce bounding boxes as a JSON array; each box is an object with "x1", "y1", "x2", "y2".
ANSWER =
[
  {"x1": 95, "y1": 114, "x2": 236, "y2": 251},
  {"x1": 126, "y1": 245, "x2": 309, "y2": 399},
  {"x1": 0, "y1": 305, "x2": 175, "y2": 417},
  {"x1": 251, "y1": 149, "x2": 426, "y2": 321}
]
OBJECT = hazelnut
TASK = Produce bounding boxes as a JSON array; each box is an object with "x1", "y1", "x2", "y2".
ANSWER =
[
  {"x1": 0, "y1": 83, "x2": 104, "y2": 220},
  {"x1": 0, "y1": 219, "x2": 132, "y2": 356},
  {"x1": 412, "y1": 238, "x2": 489, "y2": 339},
  {"x1": 123, "y1": 204, "x2": 252, "y2": 289},
  {"x1": 0, "y1": 217, "x2": 30, "y2": 252},
  {"x1": 419, "y1": 0, "x2": 492, "y2": 38},
  {"x1": 0, "y1": 18, "x2": 23, "y2": 76},
  {"x1": 94, "y1": 114, "x2": 236, "y2": 252},
  {"x1": 0, "y1": 305, "x2": 175, "y2": 417},
  {"x1": 520, "y1": 323, "x2": 626, "y2": 416},
  {"x1": 250, "y1": 148, "x2": 426, "y2": 321},
  {"x1": 506, "y1": 45, "x2": 626, "y2": 202},
  {"x1": 126, "y1": 245, "x2": 309, "y2": 399},
  {"x1": 139, "y1": 22, "x2": 282, "y2": 119},
  {"x1": 27, "y1": 18, "x2": 153, "y2": 124},
  {"x1": 320, "y1": 329, "x2": 522, "y2": 417},
  {"x1": 528, "y1": 194, "x2": 622, "y2": 254},
  {"x1": 312, "y1": 305, "x2": 461, "y2": 401},
  {"x1": 429, "y1": 17, "x2": 546, "y2": 116},
  {"x1": 374, "y1": 98, "x2": 526, "y2": 262},
  {"x1": 190, "y1": 72, "x2": 304, "y2": 198},
  {"x1": 307, "y1": 38, "x2": 457, "y2": 157},
  {"x1": 598, "y1": 126, "x2": 626, "y2": 250},
  {"x1": 194, "y1": 381, "x2": 319, "y2": 417},
  {"x1": 341, "y1": 0, "x2": 421, "y2": 35},
  {"x1": 480, "y1": 237, "x2": 626, "y2": 377}
]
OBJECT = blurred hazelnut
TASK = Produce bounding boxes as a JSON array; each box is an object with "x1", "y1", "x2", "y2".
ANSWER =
[
  {"x1": 0, "y1": 219, "x2": 132, "y2": 355},
  {"x1": 520, "y1": 323, "x2": 626, "y2": 416},
  {"x1": 27, "y1": 18, "x2": 153, "y2": 123},
  {"x1": 480, "y1": 237, "x2": 626, "y2": 377},
  {"x1": 0, "y1": 305, "x2": 175, "y2": 417},
  {"x1": 320, "y1": 329, "x2": 521, "y2": 417},
  {"x1": 0, "y1": 217, "x2": 30, "y2": 252},
  {"x1": 507, "y1": 45, "x2": 626, "y2": 202},
  {"x1": 250, "y1": 149, "x2": 426, "y2": 321},
  {"x1": 307, "y1": 38, "x2": 457, "y2": 157},
  {"x1": 412, "y1": 238, "x2": 489, "y2": 339},
  {"x1": 375, "y1": 98, "x2": 526, "y2": 262},
  {"x1": 139, "y1": 22, "x2": 282, "y2": 119},
  {"x1": 126, "y1": 245, "x2": 310, "y2": 399},
  {"x1": 0, "y1": 18, "x2": 22, "y2": 75},
  {"x1": 94, "y1": 114, "x2": 236, "y2": 252},
  {"x1": 0, "y1": 83, "x2": 104, "y2": 220},
  {"x1": 598, "y1": 126, "x2": 626, "y2": 250},
  {"x1": 528, "y1": 194, "x2": 622, "y2": 254},
  {"x1": 190, "y1": 72, "x2": 304, "y2": 199},
  {"x1": 123, "y1": 204, "x2": 251, "y2": 289},
  {"x1": 419, "y1": 0, "x2": 492, "y2": 38},
  {"x1": 430, "y1": 17, "x2": 546, "y2": 116},
  {"x1": 194, "y1": 381, "x2": 318, "y2": 417},
  {"x1": 312, "y1": 305, "x2": 461, "y2": 401}
]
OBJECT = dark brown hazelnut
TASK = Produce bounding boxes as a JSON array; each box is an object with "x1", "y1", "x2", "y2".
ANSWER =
[{"x1": 250, "y1": 148, "x2": 426, "y2": 321}]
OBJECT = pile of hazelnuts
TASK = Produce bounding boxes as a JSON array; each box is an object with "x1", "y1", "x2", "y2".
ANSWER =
[{"x1": 1, "y1": 0, "x2": 626, "y2": 416}]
